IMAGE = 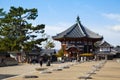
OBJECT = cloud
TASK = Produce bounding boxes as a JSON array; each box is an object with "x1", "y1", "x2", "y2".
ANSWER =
[
  {"x1": 110, "y1": 25, "x2": 120, "y2": 32},
  {"x1": 88, "y1": 26, "x2": 120, "y2": 46},
  {"x1": 45, "y1": 22, "x2": 72, "y2": 36},
  {"x1": 45, "y1": 25, "x2": 66, "y2": 36},
  {"x1": 103, "y1": 13, "x2": 120, "y2": 21},
  {"x1": 102, "y1": 13, "x2": 120, "y2": 32}
]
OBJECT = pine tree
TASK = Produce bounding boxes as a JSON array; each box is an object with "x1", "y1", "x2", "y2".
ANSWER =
[{"x1": 0, "y1": 6, "x2": 47, "y2": 53}]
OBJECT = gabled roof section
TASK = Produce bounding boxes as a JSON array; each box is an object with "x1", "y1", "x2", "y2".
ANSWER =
[
  {"x1": 114, "y1": 46, "x2": 120, "y2": 53},
  {"x1": 53, "y1": 16, "x2": 103, "y2": 40},
  {"x1": 99, "y1": 41, "x2": 113, "y2": 48}
]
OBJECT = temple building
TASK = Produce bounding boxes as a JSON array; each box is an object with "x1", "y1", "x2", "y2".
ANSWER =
[{"x1": 53, "y1": 16, "x2": 103, "y2": 60}]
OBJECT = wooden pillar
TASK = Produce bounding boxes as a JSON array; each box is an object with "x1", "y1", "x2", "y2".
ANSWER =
[
  {"x1": 92, "y1": 41, "x2": 94, "y2": 53},
  {"x1": 61, "y1": 43, "x2": 67, "y2": 56},
  {"x1": 87, "y1": 40, "x2": 89, "y2": 53}
]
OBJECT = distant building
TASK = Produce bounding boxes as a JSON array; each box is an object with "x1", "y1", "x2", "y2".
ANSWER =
[
  {"x1": 40, "y1": 49, "x2": 56, "y2": 56},
  {"x1": 114, "y1": 46, "x2": 120, "y2": 58},
  {"x1": 26, "y1": 47, "x2": 57, "y2": 63},
  {"x1": 99, "y1": 41, "x2": 113, "y2": 52},
  {"x1": 40, "y1": 49, "x2": 57, "y2": 62},
  {"x1": 53, "y1": 16, "x2": 103, "y2": 61},
  {"x1": 95, "y1": 41, "x2": 115, "y2": 60}
]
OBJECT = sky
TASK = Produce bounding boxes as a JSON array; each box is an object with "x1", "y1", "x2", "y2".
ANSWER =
[{"x1": 0, "y1": 0, "x2": 120, "y2": 49}]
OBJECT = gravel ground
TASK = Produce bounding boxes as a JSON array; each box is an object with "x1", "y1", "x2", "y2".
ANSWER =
[
  {"x1": 1, "y1": 60, "x2": 120, "y2": 80},
  {"x1": 0, "y1": 62, "x2": 74, "y2": 80}
]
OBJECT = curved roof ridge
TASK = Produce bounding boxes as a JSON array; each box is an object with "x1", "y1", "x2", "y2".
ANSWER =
[
  {"x1": 83, "y1": 25, "x2": 103, "y2": 38},
  {"x1": 64, "y1": 23, "x2": 77, "y2": 37},
  {"x1": 77, "y1": 20, "x2": 87, "y2": 37},
  {"x1": 57, "y1": 23, "x2": 76, "y2": 36}
]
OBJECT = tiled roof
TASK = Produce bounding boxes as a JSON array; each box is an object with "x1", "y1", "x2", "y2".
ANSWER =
[
  {"x1": 40, "y1": 49, "x2": 56, "y2": 56},
  {"x1": 99, "y1": 41, "x2": 113, "y2": 47},
  {"x1": 114, "y1": 47, "x2": 120, "y2": 53},
  {"x1": 53, "y1": 16, "x2": 103, "y2": 40}
]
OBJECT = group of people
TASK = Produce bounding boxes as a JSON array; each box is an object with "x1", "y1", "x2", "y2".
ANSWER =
[{"x1": 39, "y1": 57, "x2": 51, "y2": 67}]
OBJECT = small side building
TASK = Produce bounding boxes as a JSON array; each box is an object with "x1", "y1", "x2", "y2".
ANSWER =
[
  {"x1": 40, "y1": 49, "x2": 57, "y2": 62},
  {"x1": 26, "y1": 48, "x2": 57, "y2": 63},
  {"x1": 96, "y1": 41, "x2": 115, "y2": 60}
]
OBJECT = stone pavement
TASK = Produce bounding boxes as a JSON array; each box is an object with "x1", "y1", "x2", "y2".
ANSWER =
[
  {"x1": 92, "y1": 60, "x2": 120, "y2": 80},
  {"x1": 0, "y1": 63, "x2": 59, "y2": 80},
  {"x1": 2, "y1": 61, "x2": 99, "y2": 80},
  {"x1": 0, "y1": 62, "x2": 76, "y2": 80},
  {"x1": 1, "y1": 60, "x2": 120, "y2": 80}
]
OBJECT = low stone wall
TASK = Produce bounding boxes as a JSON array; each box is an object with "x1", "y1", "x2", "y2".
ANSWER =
[
  {"x1": 0, "y1": 62, "x2": 6, "y2": 67},
  {"x1": 0, "y1": 57, "x2": 18, "y2": 67}
]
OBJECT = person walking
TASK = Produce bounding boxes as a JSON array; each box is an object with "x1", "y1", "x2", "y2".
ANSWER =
[
  {"x1": 39, "y1": 57, "x2": 43, "y2": 67},
  {"x1": 46, "y1": 59, "x2": 51, "y2": 66}
]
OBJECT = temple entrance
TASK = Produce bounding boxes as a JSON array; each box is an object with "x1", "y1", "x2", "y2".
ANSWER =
[
  {"x1": 66, "y1": 47, "x2": 81, "y2": 61},
  {"x1": 84, "y1": 45, "x2": 93, "y2": 53}
]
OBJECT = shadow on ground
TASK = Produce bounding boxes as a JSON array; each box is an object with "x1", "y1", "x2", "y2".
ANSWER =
[{"x1": 0, "y1": 74, "x2": 17, "y2": 80}]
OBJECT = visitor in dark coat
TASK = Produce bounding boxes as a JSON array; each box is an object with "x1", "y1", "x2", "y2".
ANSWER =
[{"x1": 39, "y1": 58, "x2": 43, "y2": 67}]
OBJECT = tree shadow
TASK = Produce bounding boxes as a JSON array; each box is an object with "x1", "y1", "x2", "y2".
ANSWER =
[{"x1": 0, "y1": 74, "x2": 17, "y2": 80}]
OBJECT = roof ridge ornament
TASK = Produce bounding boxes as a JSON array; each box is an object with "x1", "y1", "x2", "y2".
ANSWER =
[{"x1": 76, "y1": 16, "x2": 80, "y2": 23}]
